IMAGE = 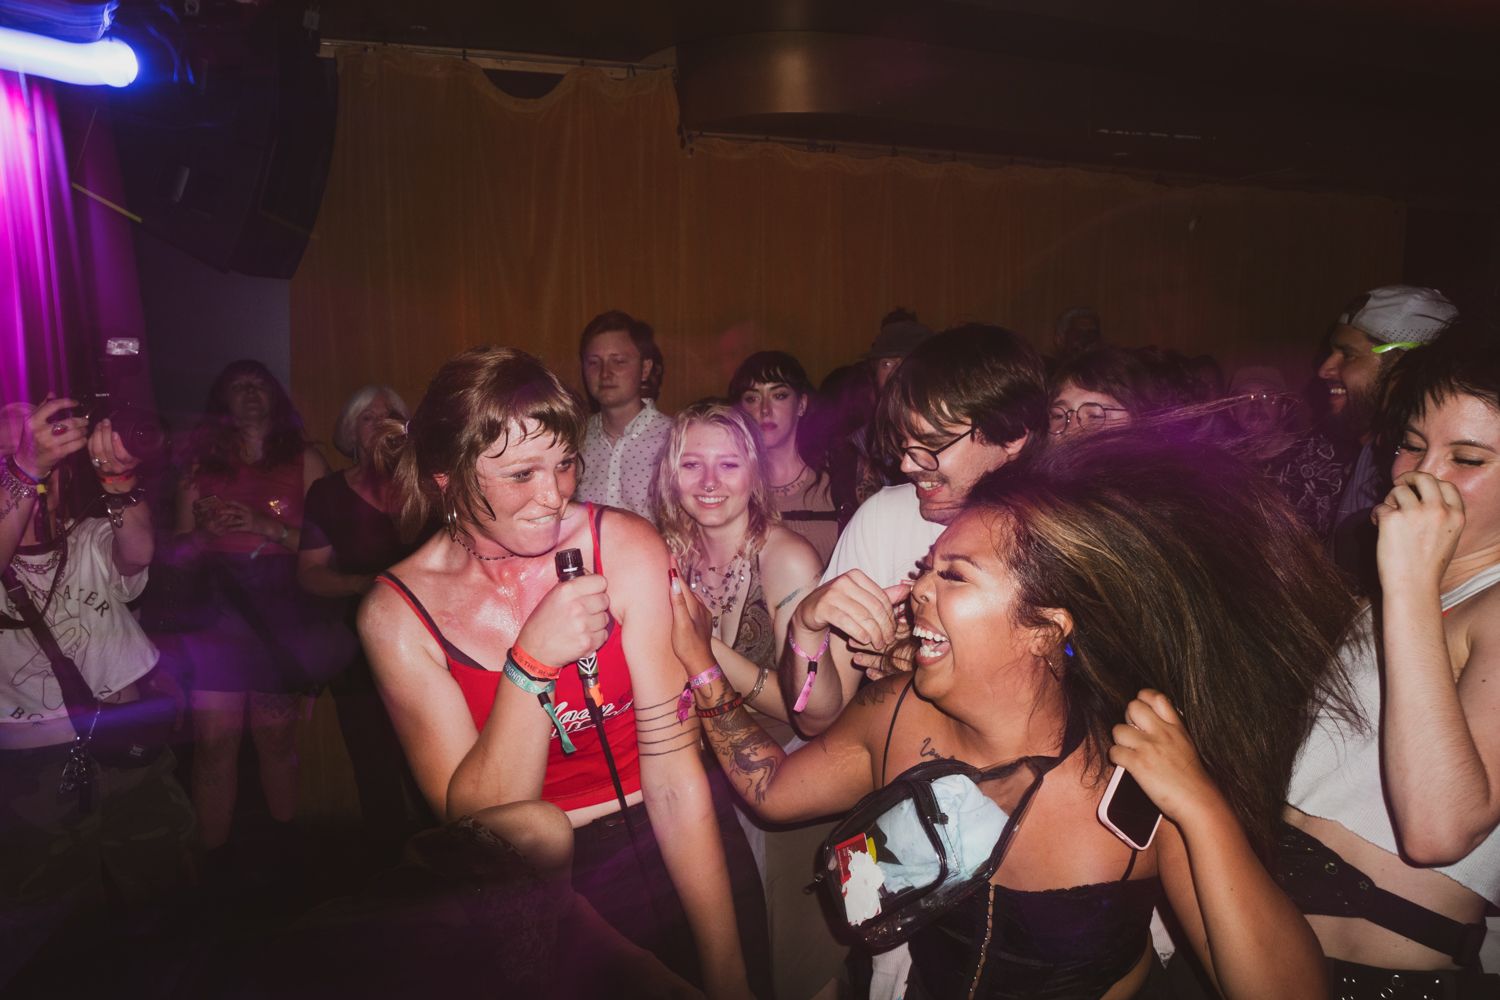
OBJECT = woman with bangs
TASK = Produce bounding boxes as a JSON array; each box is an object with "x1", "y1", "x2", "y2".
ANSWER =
[
  {"x1": 654, "y1": 401, "x2": 838, "y2": 999},
  {"x1": 669, "y1": 428, "x2": 1355, "y2": 999},
  {"x1": 358, "y1": 348, "x2": 749, "y2": 997},
  {"x1": 730, "y1": 351, "x2": 840, "y2": 564},
  {"x1": 1282, "y1": 322, "x2": 1500, "y2": 997}
]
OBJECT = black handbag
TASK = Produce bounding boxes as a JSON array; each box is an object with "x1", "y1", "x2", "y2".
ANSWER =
[{"x1": 2, "y1": 564, "x2": 175, "y2": 807}]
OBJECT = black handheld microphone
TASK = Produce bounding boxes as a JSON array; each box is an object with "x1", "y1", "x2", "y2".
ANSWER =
[{"x1": 555, "y1": 547, "x2": 629, "y2": 814}]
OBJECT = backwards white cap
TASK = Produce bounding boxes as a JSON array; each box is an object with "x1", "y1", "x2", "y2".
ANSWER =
[{"x1": 1338, "y1": 285, "x2": 1457, "y2": 347}]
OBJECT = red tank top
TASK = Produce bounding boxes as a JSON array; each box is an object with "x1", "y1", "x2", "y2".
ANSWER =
[{"x1": 377, "y1": 504, "x2": 641, "y2": 812}]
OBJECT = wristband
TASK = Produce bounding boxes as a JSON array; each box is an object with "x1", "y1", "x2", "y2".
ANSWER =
[
  {"x1": 696, "y1": 693, "x2": 744, "y2": 719},
  {"x1": 511, "y1": 642, "x2": 562, "y2": 681},
  {"x1": 788, "y1": 631, "x2": 830, "y2": 662},
  {"x1": 789, "y1": 631, "x2": 830, "y2": 714},
  {"x1": 6, "y1": 455, "x2": 43, "y2": 486},
  {"x1": 503, "y1": 656, "x2": 576, "y2": 754},
  {"x1": 677, "y1": 664, "x2": 724, "y2": 722}
]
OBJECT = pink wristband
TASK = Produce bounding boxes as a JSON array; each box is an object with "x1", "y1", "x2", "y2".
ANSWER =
[
  {"x1": 677, "y1": 664, "x2": 724, "y2": 722},
  {"x1": 788, "y1": 631, "x2": 830, "y2": 662}
]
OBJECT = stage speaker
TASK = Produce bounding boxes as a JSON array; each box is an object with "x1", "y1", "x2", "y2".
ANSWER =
[{"x1": 108, "y1": 5, "x2": 335, "y2": 279}]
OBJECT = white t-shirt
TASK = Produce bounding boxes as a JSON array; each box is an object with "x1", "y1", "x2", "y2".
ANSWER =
[
  {"x1": 821, "y1": 483, "x2": 946, "y2": 588},
  {"x1": 1, "y1": 518, "x2": 156, "y2": 725}
]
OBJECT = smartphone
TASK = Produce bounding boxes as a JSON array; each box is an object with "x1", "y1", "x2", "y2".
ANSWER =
[{"x1": 1097, "y1": 765, "x2": 1162, "y2": 851}]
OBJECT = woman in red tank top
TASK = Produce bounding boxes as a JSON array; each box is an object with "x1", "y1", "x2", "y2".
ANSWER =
[{"x1": 357, "y1": 347, "x2": 750, "y2": 998}]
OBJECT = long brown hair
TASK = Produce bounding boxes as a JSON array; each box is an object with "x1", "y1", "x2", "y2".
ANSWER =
[
  {"x1": 374, "y1": 347, "x2": 585, "y2": 542},
  {"x1": 970, "y1": 431, "x2": 1358, "y2": 856}
]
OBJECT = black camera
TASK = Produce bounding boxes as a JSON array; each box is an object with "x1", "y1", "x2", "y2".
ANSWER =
[{"x1": 66, "y1": 338, "x2": 168, "y2": 466}]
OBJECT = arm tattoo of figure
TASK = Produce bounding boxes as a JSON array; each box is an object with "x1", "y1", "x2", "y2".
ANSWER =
[{"x1": 703, "y1": 704, "x2": 782, "y2": 805}]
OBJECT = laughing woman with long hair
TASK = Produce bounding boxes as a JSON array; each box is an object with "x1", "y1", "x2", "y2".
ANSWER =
[{"x1": 670, "y1": 430, "x2": 1357, "y2": 999}]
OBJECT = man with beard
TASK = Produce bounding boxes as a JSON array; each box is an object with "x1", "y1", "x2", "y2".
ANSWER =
[
  {"x1": 1319, "y1": 285, "x2": 1456, "y2": 586},
  {"x1": 1320, "y1": 287, "x2": 1457, "y2": 517},
  {"x1": 778, "y1": 324, "x2": 1048, "y2": 738}
]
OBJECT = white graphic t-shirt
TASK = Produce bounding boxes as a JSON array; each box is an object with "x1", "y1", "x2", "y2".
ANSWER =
[{"x1": 2, "y1": 518, "x2": 157, "y2": 725}]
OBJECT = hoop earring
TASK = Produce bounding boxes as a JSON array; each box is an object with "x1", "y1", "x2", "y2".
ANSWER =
[{"x1": 443, "y1": 494, "x2": 458, "y2": 539}]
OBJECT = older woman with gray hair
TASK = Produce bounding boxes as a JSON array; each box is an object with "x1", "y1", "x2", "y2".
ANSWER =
[{"x1": 298, "y1": 384, "x2": 431, "y2": 846}]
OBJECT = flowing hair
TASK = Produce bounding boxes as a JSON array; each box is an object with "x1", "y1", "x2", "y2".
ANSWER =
[
  {"x1": 969, "y1": 431, "x2": 1359, "y2": 857},
  {"x1": 653, "y1": 401, "x2": 778, "y2": 568},
  {"x1": 189, "y1": 360, "x2": 308, "y2": 478},
  {"x1": 371, "y1": 347, "x2": 585, "y2": 543}
]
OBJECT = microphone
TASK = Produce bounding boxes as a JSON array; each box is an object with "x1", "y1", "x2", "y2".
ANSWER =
[{"x1": 555, "y1": 548, "x2": 601, "y2": 705}]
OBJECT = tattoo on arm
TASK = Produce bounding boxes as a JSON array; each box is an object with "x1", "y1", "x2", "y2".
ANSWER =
[
  {"x1": 637, "y1": 729, "x2": 700, "y2": 757},
  {"x1": 703, "y1": 704, "x2": 782, "y2": 805},
  {"x1": 774, "y1": 587, "x2": 804, "y2": 612}
]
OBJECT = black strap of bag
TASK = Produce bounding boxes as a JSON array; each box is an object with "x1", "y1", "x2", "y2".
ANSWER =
[{"x1": 3, "y1": 563, "x2": 110, "y2": 809}]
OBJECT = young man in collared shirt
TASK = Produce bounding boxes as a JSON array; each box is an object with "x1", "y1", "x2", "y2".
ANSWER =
[{"x1": 575, "y1": 310, "x2": 673, "y2": 519}]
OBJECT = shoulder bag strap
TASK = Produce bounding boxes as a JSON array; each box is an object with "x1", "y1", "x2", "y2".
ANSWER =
[{"x1": 1, "y1": 563, "x2": 100, "y2": 730}]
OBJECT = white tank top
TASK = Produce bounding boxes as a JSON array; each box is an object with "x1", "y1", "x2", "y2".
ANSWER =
[{"x1": 1288, "y1": 561, "x2": 1500, "y2": 903}]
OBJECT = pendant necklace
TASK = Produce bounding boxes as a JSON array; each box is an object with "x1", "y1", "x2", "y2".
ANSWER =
[{"x1": 691, "y1": 546, "x2": 749, "y2": 630}]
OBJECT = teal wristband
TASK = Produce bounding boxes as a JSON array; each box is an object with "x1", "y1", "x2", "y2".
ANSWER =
[{"x1": 503, "y1": 656, "x2": 576, "y2": 755}]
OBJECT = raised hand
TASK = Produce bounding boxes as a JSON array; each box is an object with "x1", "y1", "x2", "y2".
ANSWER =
[
  {"x1": 1106, "y1": 689, "x2": 1221, "y2": 829},
  {"x1": 16, "y1": 397, "x2": 88, "y2": 479},
  {"x1": 514, "y1": 572, "x2": 611, "y2": 669},
  {"x1": 1373, "y1": 470, "x2": 1465, "y2": 591},
  {"x1": 86, "y1": 418, "x2": 140, "y2": 487},
  {"x1": 791, "y1": 570, "x2": 910, "y2": 651},
  {"x1": 668, "y1": 568, "x2": 717, "y2": 672}
]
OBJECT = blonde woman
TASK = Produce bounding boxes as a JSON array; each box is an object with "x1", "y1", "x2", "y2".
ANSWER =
[{"x1": 654, "y1": 401, "x2": 842, "y2": 999}]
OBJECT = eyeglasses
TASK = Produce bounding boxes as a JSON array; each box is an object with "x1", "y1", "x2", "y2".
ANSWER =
[
  {"x1": 1047, "y1": 403, "x2": 1128, "y2": 435},
  {"x1": 902, "y1": 427, "x2": 974, "y2": 471}
]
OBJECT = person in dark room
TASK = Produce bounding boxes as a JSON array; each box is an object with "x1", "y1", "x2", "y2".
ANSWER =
[
  {"x1": 843, "y1": 308, "x2": 934, "y2": 504},
  {"x1": 297, "y1": 384, "x2": 431, "y2": 856},
  {"x1": 173, "y1": 360, "x2": 331, "y2": 859},
  {"x1": 730, "y1": 350, "x2": 840, "y2": 565},
  {"x1": 575, "y1": 309, "x2": 673, "y2": 520},
  {"x1": 671, "y1": 429, "x2": 1355, "y2": 1000},
  {"x1": 0, "y1": 397, "x2": 195, "y2": 987},
  {"x1": 357, "y1": 346, "x2": 751, "y2": 998},
  {"x1": 1282, "y1": 322, "x2": 1500, "y2": 998},
  {"x1": 654, "y1": 400, "x2": 839, "y2": 1000}
]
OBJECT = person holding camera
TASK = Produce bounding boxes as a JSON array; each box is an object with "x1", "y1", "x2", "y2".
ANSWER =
[{"x1": 0, "y1": 396, "x2": 195, "y2": 986}]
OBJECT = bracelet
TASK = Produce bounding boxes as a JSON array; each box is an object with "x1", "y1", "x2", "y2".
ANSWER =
[
  {"x1": 6, "y1": 455, "x2": 43, "y2": 487},
  {"x1": 511, "y1": 642, "x2": 562, "y2": 681},
  {"x1": 1, "y1": 461, "x2": 38, "y2": 506},
  {"x1": 98, "y1": 472, "x2": 137, "y2": 485},
  {"x1": 696, "y1": 693, "x2": 744, "y2": 719},
  {"x1": 276, "y1": 521, "x2": 289, "y2": 545},
  {"x1": 676, "y1": 664, "x2": 724, "y2": 722},
  {"x1": 746, "y1": 662, "x2": 772, "y2": 702},
  {"x1": 502, "y1": 656, "x2": 577, "y2": 754},
  {"x1": 789, "y1": 631, "x2": 830, "y2": 662},
  {"x1": 789, "y1": 630, "x2": 830, "y2": 714},
  {"x1": 101, "y1": 488, "x2": 146, "y2": 529}
]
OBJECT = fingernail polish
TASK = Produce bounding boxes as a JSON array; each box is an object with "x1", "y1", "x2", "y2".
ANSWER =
[{"x1": 671, "y1": 577, "x2": 681, "y2": 595}]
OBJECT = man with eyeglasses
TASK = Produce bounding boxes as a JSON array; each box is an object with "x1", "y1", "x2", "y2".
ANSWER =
[{"x1": 777, "y1": 324, "x2": 1048, "y2": 738}]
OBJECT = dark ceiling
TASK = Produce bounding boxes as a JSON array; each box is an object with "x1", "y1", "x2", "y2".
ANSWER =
[{"x1": 315, "y1": 1, "x2": 1500, "y2": 204}]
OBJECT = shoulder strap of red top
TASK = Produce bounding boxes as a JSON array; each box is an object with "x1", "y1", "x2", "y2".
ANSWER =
[
  {"x1": 588, "y1": 503, "x2": 606, "y2": 575},
  {"x1": 375, "y1": 572, "x2": 444, "y2": 647}
]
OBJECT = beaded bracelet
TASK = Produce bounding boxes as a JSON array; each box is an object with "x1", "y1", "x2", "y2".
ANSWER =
[
  {"x1": 511, "y1": 642, "x2": 562, "y2": 682},
  {"x1": 696, "y1": 693, "x2": 744, "y2": 719},
  {"x1": 502, "y1": 655, "x2": 576, "y2": 754},
  {"x1": 789, "y1": 630, "x2": 831, "y2": 714},
  {"x1": 1, "y1": 461, "x2": 38, "y2": 506},
  {"x1": 676, "y1": 664, "x2": 724, "y2": 722}
]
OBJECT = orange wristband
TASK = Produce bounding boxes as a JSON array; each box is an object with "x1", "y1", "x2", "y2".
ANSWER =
[{"x1": 510, "y1": 642, "x2": 562, "y2": 681}]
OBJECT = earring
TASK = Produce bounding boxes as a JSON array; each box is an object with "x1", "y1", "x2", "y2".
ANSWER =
[
  {"x1": 443, "y1": 495, "x2": 457, "y2": 538},
  {"x1": 1064, "y1": 641, "x2": 1075, "y2": 658}
]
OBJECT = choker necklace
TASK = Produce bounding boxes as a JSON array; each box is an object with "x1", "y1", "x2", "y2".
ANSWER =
[
  {"x1": 768, "y1": 463, "x2": 809, "y2": 496},
  {"x1": 453, "y1": 531, "x2": 518, "y2": 562}
]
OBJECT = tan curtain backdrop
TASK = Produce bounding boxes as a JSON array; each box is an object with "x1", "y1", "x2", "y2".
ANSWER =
[{"x1": 291, "y1": 49, "x2": 1404, "y2": 441}]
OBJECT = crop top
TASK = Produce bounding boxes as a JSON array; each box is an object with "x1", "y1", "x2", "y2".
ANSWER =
[{"x1": 377, "y1": 504, "x2": 641, "y2": 813}]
